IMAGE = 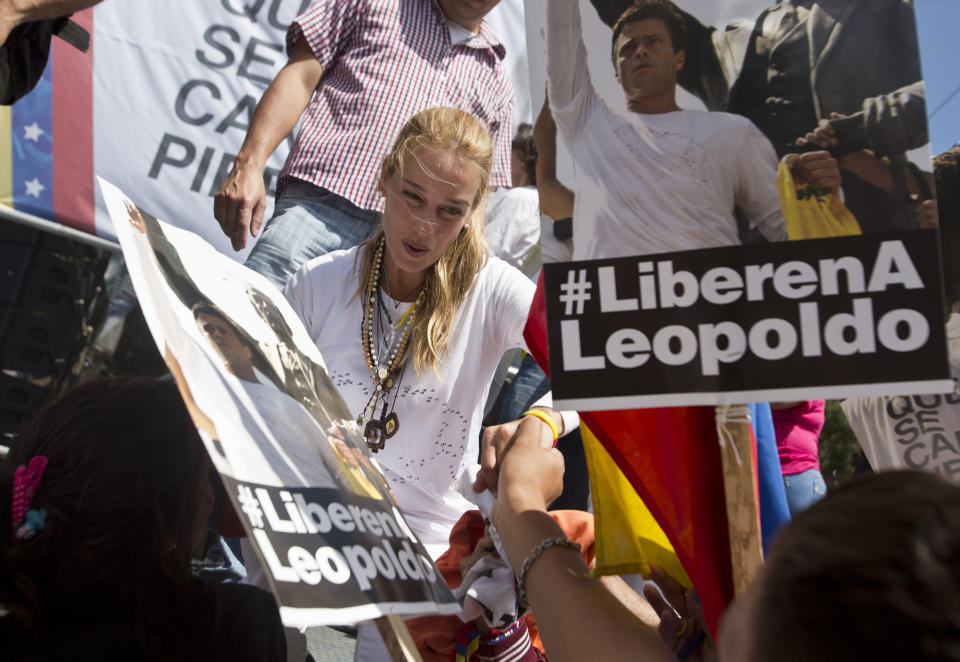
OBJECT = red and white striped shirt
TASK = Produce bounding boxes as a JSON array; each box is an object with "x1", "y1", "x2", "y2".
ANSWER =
[{"x1": 279, "y1": 0, "x2": 514, "y2": 211}]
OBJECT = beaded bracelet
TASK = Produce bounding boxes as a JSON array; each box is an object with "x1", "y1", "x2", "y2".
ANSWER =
[
  {"x1": 516, "y1": 536, "x2": 581, "y2": 611},
  {"x1": 522, "y1": 409, "x2": 559, "y2": 445}
]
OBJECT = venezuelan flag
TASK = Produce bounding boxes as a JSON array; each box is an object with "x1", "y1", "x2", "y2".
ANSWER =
[
  {"x1": 1, "y1": 9, "x2": 96, "y2": 234},
  {"x1": 524, "y1": 273, "x2": 732, "y2": 635}
]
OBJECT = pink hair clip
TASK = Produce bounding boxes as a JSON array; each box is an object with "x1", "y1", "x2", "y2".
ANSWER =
[{"x1": 11, "y1": 456, "x2": 48, "y2": 531}]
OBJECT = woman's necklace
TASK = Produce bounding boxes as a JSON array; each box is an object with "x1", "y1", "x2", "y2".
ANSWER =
[{"x1": 358, "y1": 237, "x2": 424, "y2": 452}]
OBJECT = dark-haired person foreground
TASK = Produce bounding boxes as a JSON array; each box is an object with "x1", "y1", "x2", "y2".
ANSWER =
[
  {"x1": 483, "y1": 422, "x2": 960, "y2": 662},
  {"x1": 0, "y1": 378, "x2": 286, "y2": 661}
]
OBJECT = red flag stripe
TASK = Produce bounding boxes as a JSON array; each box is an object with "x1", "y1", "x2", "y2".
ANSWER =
[{"x1": 52, "y1": 8, "x2": 95, "y2": 235}]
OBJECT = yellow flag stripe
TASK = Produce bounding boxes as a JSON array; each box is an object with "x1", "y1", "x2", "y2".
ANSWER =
[{"x1": 582, "y1": 423, "x2": 692, "y2": 589}]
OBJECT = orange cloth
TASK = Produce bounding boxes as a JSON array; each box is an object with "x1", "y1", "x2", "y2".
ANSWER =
[{"x1": 405, "y1": 509, "x2": 596, "y2": 661}]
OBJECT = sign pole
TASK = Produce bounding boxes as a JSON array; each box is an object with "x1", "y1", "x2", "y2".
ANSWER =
[
  {"x1": 716, "y1": 405, "x2": 764, "y2": 597},
  {"x1": 374, "y1": 615, "x2": 425, "y2": 662}
]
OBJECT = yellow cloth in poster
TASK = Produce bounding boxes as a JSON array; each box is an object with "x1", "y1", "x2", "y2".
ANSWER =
[
  {"x1": 582, "y1": 424, "x2": 691, "y2": 589},
  {"x1": 0, "y1": 106, "x2": 11, "y2": 207},
  {"x1": 777, "y1": 160, "x2": 861, "y2": 240}
]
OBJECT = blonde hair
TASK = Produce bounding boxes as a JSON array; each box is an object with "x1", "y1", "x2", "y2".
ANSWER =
[{"x1": 357, "y1": 107, "x2": 493, "y2": 376}]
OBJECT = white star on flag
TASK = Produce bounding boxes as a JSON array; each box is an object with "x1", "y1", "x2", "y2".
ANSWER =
[
  {"x1": 24, "y1": 178, "x2": 45, "y2": 198},
  {"x1": 23, "y1": 123, "x2": 44, "y2": 142}
]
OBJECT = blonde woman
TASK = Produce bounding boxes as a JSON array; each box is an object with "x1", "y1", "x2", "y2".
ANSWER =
[{"x1": 285, "y1": 107, "x2": 575, "y2": 660}]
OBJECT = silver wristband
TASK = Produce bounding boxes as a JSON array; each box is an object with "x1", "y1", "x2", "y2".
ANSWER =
[{"x1": 517, "y1": 536, "x2": 581, "y2": 611}]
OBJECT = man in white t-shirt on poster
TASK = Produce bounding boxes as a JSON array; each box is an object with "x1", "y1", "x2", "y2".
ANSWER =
[
  {"x1": 192, "y1": 302, "x2": 348, "y2": 491},
  {"x1": 546, "y1": 0, "x2": 790, "y2": 260}
]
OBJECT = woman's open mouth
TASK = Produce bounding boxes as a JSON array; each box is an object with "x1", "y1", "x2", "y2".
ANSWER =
[{"x1": 403, "y1": 240, "x2": 429, "y2": 257}]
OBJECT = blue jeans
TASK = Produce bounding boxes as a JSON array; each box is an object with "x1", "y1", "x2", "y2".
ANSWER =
[
  {"x1": 245, "y1": 180, "x2": 379, "y2": 289},
  {"x1": 496, "y1": 353, "x2": 551, "y2": 424},
  {"x1": 783, "y1": 468, "x2": 827, "y2": 516}
]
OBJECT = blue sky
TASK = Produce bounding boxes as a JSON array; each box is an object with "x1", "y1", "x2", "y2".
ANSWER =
[{"x1": 917, "y1": 0, "x2": 960, "y2": 153}]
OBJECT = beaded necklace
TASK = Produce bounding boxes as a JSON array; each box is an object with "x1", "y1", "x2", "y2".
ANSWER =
[{"x1": 358, "y1": 237, "x2": 424, "y2": 452}]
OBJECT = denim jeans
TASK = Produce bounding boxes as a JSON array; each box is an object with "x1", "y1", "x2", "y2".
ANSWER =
[
  {"x1": 496, "y1": 353, "x2": 551, "y2": 424},
  {"x1": 245, "y1": 180, "x2": 379, "y2": 289},
  {"x1": 783, "y1": 467, "x2": 827, "y2": 516}
]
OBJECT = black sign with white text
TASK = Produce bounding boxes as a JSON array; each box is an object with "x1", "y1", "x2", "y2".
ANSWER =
[
  {"x1": 223, "y1": 477, "x2": 454, "y2": 626},
  {"x1": 545, "y1": 230, "x2": 953, "y2": 410}
]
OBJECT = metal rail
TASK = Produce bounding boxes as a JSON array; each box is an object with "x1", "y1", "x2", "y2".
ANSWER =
[{"x1": 1, "y1": 205, "x2": 121, "y2": 253}]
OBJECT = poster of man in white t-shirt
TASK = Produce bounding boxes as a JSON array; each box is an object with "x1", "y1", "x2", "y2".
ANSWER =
[
  {"x1": 526, "y1": 0, "x2": 949, "y2": 410},
  {"x1": 543, "y1": 0, "x2": 789, "y2": 262}
]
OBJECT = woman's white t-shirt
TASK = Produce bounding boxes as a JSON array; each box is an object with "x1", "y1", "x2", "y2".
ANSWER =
[{"x1": 285, "y1": 246, "x2": 535, "y2": 558}]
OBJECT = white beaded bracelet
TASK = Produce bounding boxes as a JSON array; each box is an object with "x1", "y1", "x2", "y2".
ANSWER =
[{"x1": 517, "y1": 536, "x2": 581, "y2": 611}]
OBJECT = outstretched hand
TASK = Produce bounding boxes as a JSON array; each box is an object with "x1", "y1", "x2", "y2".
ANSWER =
[{"x1": 474, "y1": 414, "x2": 561, "y2": 500}]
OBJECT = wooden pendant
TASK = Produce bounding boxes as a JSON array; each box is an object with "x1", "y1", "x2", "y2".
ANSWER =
[
  {"x1": 364, "y1": 419, "x2": 386, "y2": 453},
  {"x1": 383, "y1": 412, "x2": 399, "y2": 439}
]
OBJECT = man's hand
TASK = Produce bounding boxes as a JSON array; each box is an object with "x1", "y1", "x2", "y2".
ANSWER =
[
  {"x1": 784, "y1": 150, "x2": 842, "y2": 193},
  {"x1": 214, "y1": 158, "x2": 267, "y2": 251},
  {"x1": 0, "y1": 0, "x2": 102, "y2": 45},
  {"x1": 642, "y1": 565, "x2": 717, "y2": 662},
  {"x1": 474, "y1": 411, "x2": 559, "y2": 497},
  {"x1": 124, "y1": 200, "x2": 146, "y2": 234},
  {"x1": 795, "y1": 113, "x2": 844, "y2": 150}
]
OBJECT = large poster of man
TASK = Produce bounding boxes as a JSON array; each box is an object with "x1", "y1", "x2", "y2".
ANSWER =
[
  {"x1": 98, "y1": 178, "x2": 458, "y2": 628},
  {"x1": 527, "y1": 0, "x2": 949, "y2": 409}
]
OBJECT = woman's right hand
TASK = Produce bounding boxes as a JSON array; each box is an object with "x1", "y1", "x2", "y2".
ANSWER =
[
  {"x1": 484, "y1": 416, "x2": 565, "y2": 517},
  {"x1": 475, "y1": 414, "x2": 561, "y2": 498}
]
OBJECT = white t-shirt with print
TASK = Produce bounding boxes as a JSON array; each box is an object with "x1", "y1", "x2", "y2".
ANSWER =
[
  {"x1": 842, "y1": 313, "x2": 960, "y2": 481},
  {"x1": 285, "y1": 246, "x2": 536, "y2": 558}
]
